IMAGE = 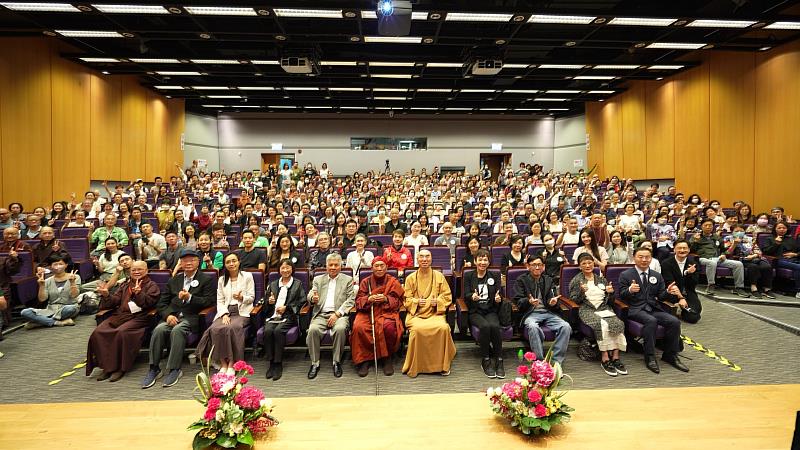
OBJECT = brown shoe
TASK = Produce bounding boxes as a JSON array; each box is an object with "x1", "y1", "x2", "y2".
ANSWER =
[
  {"x1": 96, "y1": 371, "x2": 111, "y2": 381},
  {"x1": 357, "y1": 362, "x2": 370, "y2": 377},
  {"x1": 382, "y1": 356, "x2": 394, "y2": 376},
  {"x1": 109, "y1": 371, "x2": 125, "y2": 382}
]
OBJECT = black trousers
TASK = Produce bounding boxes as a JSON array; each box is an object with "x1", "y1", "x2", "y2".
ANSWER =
[
  {"x1": 680, "y1": 290, "x2": 702, "y2": 324},
  {"x1": 470, "y1": 312, "x2": 502, "y2": 358},
  {"x1": 263, "y1": 320, "x2": 295, "y2": 363},
  {"x1": 628, "y1": 309, "x2": 682, "y2": 358},
  {"x1": 743, "y1": 259, "x2": 773, "y2": 289}
]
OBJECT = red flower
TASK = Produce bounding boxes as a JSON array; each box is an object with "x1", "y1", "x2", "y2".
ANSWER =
[
  {"x1": 234, "y1": 386, "x2": 265, "y2": 410},
  {"x1": 203, "y1": 397, "x2": 221, "y2": 421},
  {"x1": 239, "y1": 377, "x2": 249, "y2": 385},
  {"x1": 517, "y1": 365, "x2": 530, "y2": 376},
  {"x1": 534, "y1": 404, "x2": 548, "y2": 418},
  {"x1": 233, "y1": 360, "x2": 254, "y2": 374},
  {"x1": 524, "y1": 351, "x2": 536, "y2": 362},
  {"x1": 527, "y1": 390, "x2": 542, "y2": 403}
]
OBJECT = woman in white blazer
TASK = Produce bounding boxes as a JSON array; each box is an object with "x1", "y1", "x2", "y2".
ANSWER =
[{"x1": 197, "y1": 252, "x2": 255, "y2": 374}]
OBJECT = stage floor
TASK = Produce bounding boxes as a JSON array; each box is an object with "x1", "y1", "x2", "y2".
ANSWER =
[{"x1": 1, "y1": 384, "x2": 797, "y2": 449}]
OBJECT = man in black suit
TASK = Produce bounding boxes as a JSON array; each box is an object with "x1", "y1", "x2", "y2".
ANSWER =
[
  {"x1": 142, "y1": 249, "x2": 215, "y2": 389},
  {"x1": 618, "y1": 246, "x2": 689, "y2": 374},
  {"x1": 661, "y1": 240, "x2": 702, "y2": 324}
]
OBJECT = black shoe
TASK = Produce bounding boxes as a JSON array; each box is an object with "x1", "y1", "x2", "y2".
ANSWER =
[
  {"x1": 333, "y1": 362, "x2": 343, "y2": 378},
  {"x1": 265, "y1": 362, "x2": 275, "y2": 380},
  {"x1": 357, "y1": 362, "x2": 369, "y2": 377},
  {"x1": 645, "y1": 356, "x2": 660, "y2": 374},
  {"x1": 662, "y1": 355, "x2": 690, "y2": 372},
  {"x1": 96, "y1": 371, "x2": 111, "y2": 381},
  {"x1": 612, "y1": 359, "x2": 628, "y2": 375},
  {"x1": 703, "y1": 284, "x2": 716, "y2": 296},
  {"x1": 735, "y1": 288, "x2": 751, "y2": 298},
  {"x1": 382, "y1": 356, "x2": 394, "y2": 376},
  {"x1": 481, "y1": 358, "x2": 495, "y2": 378},
  {"x1": 750, "y1": 290, "x2": 762, "y2": 299},
  {"x1": 307, "y1": 364, "x2": 320, "y2": 380},
  {"x1": 601, "y1": 360, "x2": 618, "y2": 377},
  {"x1": 272, "y1": 363, "x2": 283, "y2": 381},
  {"x1": 494, "y1": 358, "x2": 505, "y2": 379},
  {"x1": 762, "y1": 290, "x2": 776, "y2": 299}
]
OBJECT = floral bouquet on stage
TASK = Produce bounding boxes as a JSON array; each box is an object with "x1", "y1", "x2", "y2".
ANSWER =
[
  {"x1": 486, "y1": 349, "x2": 573, "y2": 436},
  {"x1": 189, "y1": 360, "x2": 279, "y2": 450}
]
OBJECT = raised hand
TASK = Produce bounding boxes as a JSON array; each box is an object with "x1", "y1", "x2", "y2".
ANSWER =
[
  {"x1": 68, "y1": 270, "x2": 78, "y2": 284},
  {"x1": 37, "y1": 269, "x2": 46, "y2": 284},
  {"x1": 495, "y1": 291, "x2": 502, "y2": 303},
  {"x1": 605, "y1": 282, "x2": 614, "y2": 294},
  {"x1": 667, "y1": 282, "x2": 681, "y2": 296},
  {"x1": 311, "y1": 290, "x2": 320, "y2": 304},
  {"x1": 686, "y1": 264, "x2": 696, "y2": 274},
  {"x1": 629, "y1": 280, "x2": 640, "y2": 293}
]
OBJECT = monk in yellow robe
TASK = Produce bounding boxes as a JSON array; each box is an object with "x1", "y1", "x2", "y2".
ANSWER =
[{"x1": 402, "y1": 249, "x2": 457, "y2": 377}]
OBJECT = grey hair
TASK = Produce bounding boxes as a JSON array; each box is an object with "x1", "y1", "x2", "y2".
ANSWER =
[{"x1": 326, "y1": 252, "x2": 343, "y2": 264}]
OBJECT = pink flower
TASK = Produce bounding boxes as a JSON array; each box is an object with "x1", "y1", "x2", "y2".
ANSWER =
[
  {"x1": 239, "y1": 377, "x2": 249, "y2": 385},
  {"x1": 203, "y1": 397, "x2": 221, "y2": 421},
  {"x1": 534, "y1": 404, "x2": 548, "y2": 418},
  {"x1": 501, "y1": 382, "x2": 522, "y2": 401},
  {"x1": 530, "y1": 360, "x2": 556, "y2": 387},
  {"x1": 210, "y1": 373, "x2": 236, "y2": 396},
  {"x1": 517, "y1": 365, "x2": 530, "y2": 376},
  {"x1": 524, "y1": 351, "x2": 536, "y2": 362},
  {"x1": 235, "y1": 386, "x2": 265, "y2": 410},
  {"x1": 233, "y1": 360, "x2": 255, "y2": 375},
  {"x1": 527, "y1": 390, "x2": 542, "y2": 403}
]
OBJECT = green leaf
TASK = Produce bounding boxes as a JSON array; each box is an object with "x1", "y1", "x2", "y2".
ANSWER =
[
  {"x1": 540, "y1": 420, "x2": 551, "y2": 432},
  {"x1": 237, "y1": 429, "x2": 255, "y2": 446},
  {"x1": 187, "y1": 420, "x2": 208, "y2": 430},
  {"x1": 520, "y1": 417, "x2": 541, "y2": 428},
  {"x1": 192, "y1": 433, "x2": 214, "y2": 450},
  {"x1": 216, "y1": 434, "x2": 238, "y2": 448}
]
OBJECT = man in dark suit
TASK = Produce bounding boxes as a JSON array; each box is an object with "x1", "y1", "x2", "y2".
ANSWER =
[
  {"x1": 618, "y1": 246, "x2": 689, "y2": 374},
  {"x1": 661, "y1": 240, "x2": 702, "y2": 324},
  {"x1": 142, "y1": 249, "x2": 215, "y2": 388}
]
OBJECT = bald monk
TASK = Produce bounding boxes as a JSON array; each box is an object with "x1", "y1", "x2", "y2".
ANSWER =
[
  {"x1": 402, "y1": 249, "x2": 456, "y2": 377},
  {"x1": 352, "y1": 257, "x2": 404, "y2": 377}
]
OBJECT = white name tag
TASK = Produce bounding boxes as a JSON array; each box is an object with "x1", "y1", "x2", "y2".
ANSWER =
[{"x1": 128, "y1": 301, "x2": 142, "y2": 314}]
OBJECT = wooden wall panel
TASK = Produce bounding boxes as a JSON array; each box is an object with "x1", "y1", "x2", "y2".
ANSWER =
[
  {"x1": 119, "y1": 78, "x2": 147, "y2": 182},
  {"x1": 585, "y1": 102, "x2": 605, "y2": 178},
  {"x1": 0, "y1": 39, "x2": 53, "y2": 209},
  {"x1": 644, "y1": 80, "x2": 675, "y2": 179},
  {"x1": 601, "y1": 100, "x2": 623, "y2": 176},
  {"x1": 673, "y1": 64, "x2": 710, "y2": 198},
  {"x1": 50, "y1": 47, "x2": 90, "y2": 202},
  {"x1": 754, "y1": 40, "x2": 800, "y2": 215},
  {"x1": 145, "y1": 93, "x2": 168, "y2": 180},
  {"x1": 90, "y1": 74, "x2": 122, "y2": 180},
  {"x1": 620, "y1": 84, "x2": 647, "y2": 179},
  {"x1": 165, "y1": 99, "x2": 186, "y2": 179},
  {"x1": 708, "y1": 52, "x2": 755, "y2": 206}
]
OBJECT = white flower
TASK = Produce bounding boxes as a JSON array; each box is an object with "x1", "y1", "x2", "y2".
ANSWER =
[
  {"x1": 486, "y1": 387, "x2": 494, "y2": 396},
  {"x1": 515, "y1": 377, "x2": 525, "y2": 384},
  {"x1": 221, "y1": 381, "x2": 235, "y2": 395},
  {"x1": 215, "y1": 410, "x2": 225, "y2": 422},
  {"x1": 494, "y1": 387, "x2": 503, "y2": 396},
  {"x1": 260, "y1": 398, "x2": 273, "y2": 409}
]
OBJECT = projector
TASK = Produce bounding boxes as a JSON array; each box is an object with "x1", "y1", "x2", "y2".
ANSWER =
[
  {"x1": 280, "y1": 57, "x2": 319, "y2": 74},
  {"x1": 471, "y1": 59, "x2": 503, "y2": 76}
]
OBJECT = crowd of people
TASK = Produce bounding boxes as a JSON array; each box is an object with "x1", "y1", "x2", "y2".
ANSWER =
[{"x1": 0, "y1": 159, "x2": 798, "y2": 382}]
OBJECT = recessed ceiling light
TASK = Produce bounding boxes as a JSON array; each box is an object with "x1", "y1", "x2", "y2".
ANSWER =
[
  {"x1": 364, "y1": 36, "x2": 422, "y2": 43},
  {"x1": 373, "y1": 88, "x2": 408, "y2": 92},
  {"x1": 765, "y1": 21, "x2": 800, "y2": 30},
  {"x1": 202, "y1": 105, "x2": 226, "y2": 108},
  {"x1": 656, "y1": 77, "x2": 664, "y2": 80},
  {"x1": 183, "y1": 6, "x2": 256, "y2": 16},
  {"x1": 504, "y1": 89, "x2": 539, "y2": 93},
  {"x1": 319, "y1": 61, "x2": 357, "y2": 66},
  {"x1": 130, "y1": 58, "x2": 181, "y2": 63},
  {"x1": 350, "y1": 36, "x2": 361, "y2": 42},
  {"x1": 422, "y1": 37, "x2": 434, "y2": 44},
  {"x1": 268, "y1": 106, "x2": 297, "y2": 109},
  {"x1": 502, "y1": 63, "x2": 529, "y2": 69},
  {"x1": 341, "y1": 106, "x2": 369, "y2": 109},
  {"x1": 328, "y1": 87, "x2": 364, "y2": 91},
  {"x1": 648, "y1": 65, "x2": 684, "y2": 70},
  {"x1": 646, "y1": 42, "x2": 706, "y2": 49},
  {"x1": 426, "y1": 62, "x2": 463, "y2": 68},
  {"x1": 515, "y1": 108, "x2": 544, "y2": 111},
  {"x1": 156, "y1": 71, "x2": 201, "y2": 75},
  {"x1": 207, "y1": 95, "x2": 242, "y2": 98},
  {"x1": 92, "y1": 4, "x2": 169, "y2": 14},
  {"x1": 273, "y1": 8, "x2": 343, "y2": 18},
  {"x1": 759, "y1": 46, "x2": 772, "y2": 51},
  {"x1": 538, "y1": 64, "x2": 585, "y2": 69},
  {"x1": 548, "y1": 108, "x2": 570, "y2": 111},
  {"x1": 168, "y1": 6, "x2": 182, "y2": 14},
  {"x1": 609, "y1": 17, "x2": 677, "y2": 26},
  {"x1": 56, "y1": 30, "x2": 124, "y2": 38},
  {"x1": 593, "y1": 65, "x2": 640, "y2": 69},
  {"x1": 460, "y1": 89, "x2": 495, "y2": 93},
  {"x1": 191, "y1": 86, "x2": 230, "y2": 90},
  {"x1": 547, "y1": 90, "x2": 581, "y2": 94},
  {"x1": 305, "y1": 106, "x2": 334, "y2": 109},
  {"x1": 564, "y1": 41, "x2": 577, "y2": 46},
  {"x1": 191, "y1": 59, "x2": 239, "y2": 64},
  {"x1": 198, "y1": 33, "x2": 211, "y2": 39},
  {"x1": 101, "y1": 71, "x2": 110, "y2": 74},
  {"x1": 80, "y1": 57, "x2": 119, "y2": 62},
  {"x1": 251, "y1": 60, "x2": 279, "y2": 65},
  {"x1": 238, "y1": 86, "x2": 275, "y2": 90},
  {"x1": 534, "y1": 98, "x2": 568, "y2": 101},
  {"x1": 480, "y1": 108, "x2": 508, "y2": 111},
  {"x1": 686, "y1": 19, "x2": 756, "y2": 28},
  {"x1": 512, "y1": 15, "x2": 525, "y2": 22},
  {"x1": 370, "y1": 74, "x2": 413, "y2": 78},
  {"x1": 495, "y1": 39, "x2": 507, "y2": 45},
  {"x1": 528, "y1": 14, "x2": 596, "y2": 24},
  {"x1": 154, "y1": 85, "x2": 185, "y2": 89},
  {"x1": 275, "y1": 35, "x2": 287, "y2": 41},
  {"x1": 588, "y1": 90, "x2": 615, "y2": 94},
  {"x1": 369, "y1": 61, "x2": 415, "y2": 67},
  {"x1": 411, "y1": 11, "x2": 428, "y2": 20},
  {"x1": 445, "y1": 12, "x2": 513, "y2": 22},
  {"x1": 360, "y1": 10, "x2": 377, "y2": 19},
  {"x1": 417, "y1": 88, "x2": 452, "y2": 92},
  {"x1": 283, "y1": 87, "x2": 319, "y2": 91},
  {"x1": 373, "y1": 96, "x2": 407, "y2": 100},
  {"x1": 1, "y1": 2, "x2": 79, "y2": 12},
  {"x1": 446, "y1": 107, "x2": 473, "y2": 111},
  {"x1": 573, "y1": 75, "x2": 616, "y2": 80},
  {"x1": 411, "y1": 107, "x2": 439, "y2": 110}
]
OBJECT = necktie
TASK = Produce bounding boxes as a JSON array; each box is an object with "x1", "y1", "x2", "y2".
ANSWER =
[{"x1": 640, "y1": 271, "x2": 648, "y2": 286}]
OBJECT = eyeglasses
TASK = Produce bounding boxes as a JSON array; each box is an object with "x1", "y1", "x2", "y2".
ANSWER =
[{"x1": 530, "y1": 263, "x2": 544, "y2": 268}]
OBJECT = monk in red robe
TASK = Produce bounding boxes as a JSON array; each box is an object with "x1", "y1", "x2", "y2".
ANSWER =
[{"x1": 352, "y1": 256, "x2": 404, "y2": 376}]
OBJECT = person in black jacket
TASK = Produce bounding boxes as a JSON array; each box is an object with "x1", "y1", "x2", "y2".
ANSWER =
[
  {"x1": 463, "y1": 249, "x2": 504, "y2": 378},
  {"x1": 661, "y1": 240, "x2": 702, "y2": 324},
  {"x1": 618, "y1": 246, "x2": 688, "y2": 374},
  {"x1": 512, "y1": 254, "x2": 571, "y2": 366},
  {"x1": 142, "y1": 249, "x2": 215, "y2": 389},
  {"x1": 263, "y1": 258, "x2": 306, "y2": 381},
  {"x1": 762, "y1": 222, "x2": 800, "y2": 299}
]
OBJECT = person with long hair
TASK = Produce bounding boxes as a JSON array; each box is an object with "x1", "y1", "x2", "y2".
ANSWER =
[
  {"x1": 762, "y1": 222, "x2": 800, "y2": 298},
  {"x1": 573, "y1": 228, "x2": 609, "y2": 271},
  {"x1": 196, "y1": 233, "x2": 223, "y2": 271},
  {"x1": 269, "y1": 233, "x2": 301, "y2": 270},
  {"x1": 607, "y1": 230, "x2": 633, "y2": 265},
  {"x1": 463, "y1": 249, "x2": 505, "y2": 378},
  {"x1": 197, "y1": 252, "x2": 255, "y2": 374},
  {"x1": 82, "y1": 238, "x2": 125, "y2": 293}
]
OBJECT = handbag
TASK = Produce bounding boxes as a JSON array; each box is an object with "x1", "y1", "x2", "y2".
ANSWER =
[{"x1": 498, "y1": 300, "x2": 513, "y2": 327}]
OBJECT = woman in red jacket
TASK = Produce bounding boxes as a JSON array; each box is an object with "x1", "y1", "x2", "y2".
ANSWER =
[{"x1": 383, "y1": 229, "x2": 413, "y2": 277}]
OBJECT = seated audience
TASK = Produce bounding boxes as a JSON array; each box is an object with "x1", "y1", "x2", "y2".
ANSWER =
[
  {"x1": 725, "y1": 224, "x2": 774, "y2": 298},
  {"x1": 268, "y1": 234, "x2": 299, "y2": 271},
  {"x1": 263, "y1": 259, "x2": 305, "y2": 381},
  {"x1": 661, "y1": 240, "x2": 703, "y2": 323},
  {"x1": 23, "y1": 256, "x2": 81, "y2": 328},
  {"x1": 1, "y1": 226, "x2": 32, "y2": 253},
  {"x1": 383, "y1": 230, "x2": 413, "y2": 275},
  {"x1": 649, "y1": 213, "x2": 677, "y2": 261},
  {"x1": 463, "y1": 249, "x2": 505, "y2": 378},
  {"x1": 160, "y1": 231, "x2": 184, "y2": 274},
  {"x1": 403, "y1": 222, "x2": 428, "y2": 265},
  {"x1": 690, "y1": 219, "x2": 748, "y2": 297},
  {"x1": 345, "y1": 234, "x2": 374, "y2": 280},
  {"x1": 461, "y1": 236, "x2": 481, "y2": 269},
  {"x1": 306, "y1": 232, "x2": 337, "y2": 271},
  {"x1": 138, "y1": 223, "x2": 166, "y2": 268},
  {"x1": 573, "y1": 229, "x2": 609, "y2": 271},
  {"x1": 89, "y1": 213, "x2": 128, "y2": 255},
  {"x1": 762, "y1": 222, "x2": 800, "y2": 298},
  {"x1": 31, "y1": 227, "x2": 71, "y2": 268},
  {"x1": 196, "y1": 233, "x2": 223, "y2": 271}
]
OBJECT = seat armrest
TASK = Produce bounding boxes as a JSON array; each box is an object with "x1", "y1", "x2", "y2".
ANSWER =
[
  {"x1": 560, "y1": 297, "x2": 578, "y2": 309},
  {"x1": 199, "y1": 306, "x2": 215, "y2": 316},
  {"x1": 251, "y1": 305, "x2": 262, "y2": 315},
  {"x1": 456, "y1": 298, "x2": 469, "y2": 312},
  {"x1": 299, "y1": 303, "x2": 311, "y2": 315}
]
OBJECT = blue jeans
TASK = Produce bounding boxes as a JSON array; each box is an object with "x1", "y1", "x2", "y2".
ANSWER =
[
  {"x1": 21, "y1": 305, "x2": 79, "y2": 327},
  {"x1": 522, "y1": 311, "x2": 572, "y2": 365},
  {"x1": 778, "y1": 259, "x2": 800, "y2": 290}
]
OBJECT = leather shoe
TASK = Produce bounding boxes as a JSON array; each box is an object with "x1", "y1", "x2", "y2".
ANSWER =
[
  {"x1": 662, "y1": 356, "x2": 689, "y2": 372},
  {"x1": 265, "y1": 362, "x2": 275, "y2": 380},
  {"x1": 307, "y1": 364, "x2": 320, "y2": 380},
  {"x1": 109, "y1": 371, "x2": 125, "y2": 382},
  {"x1": 382, "y1": 356, "x2": 394, "y2": 376},
  {"x1": 333, "y1": 362, "x2": 343, "y2": 378},
  {"x1": 272, "y1": 363, "x2": 283, "y2": 381},
  {"x1": 645, "y1": 357, "x2": 660, "y2": 374},
  {"x1": 96, "y1": 371, "x2": 111, "y2": 381},
  {"x1": 357, "y1": 362, "x2": 369, "y2": 377}
]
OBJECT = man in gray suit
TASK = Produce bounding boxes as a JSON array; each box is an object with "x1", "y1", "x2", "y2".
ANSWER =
[{"x1": 306, "y1": 253, "x2": 355, "y2": 379}]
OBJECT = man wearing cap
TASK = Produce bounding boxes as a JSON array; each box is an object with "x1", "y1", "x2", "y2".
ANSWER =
[
  {"x1": 352, "y1": 257, "x2": 404, "y2": 377},
  {"x1": 142, "y1": 249, "x2": 215, "y2": 389}
]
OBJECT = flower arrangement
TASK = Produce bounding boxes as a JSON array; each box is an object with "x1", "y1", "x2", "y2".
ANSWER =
[
  {"x1": 189, "y1": 360, "x2": 279, "y2": 450},
  {"x1": 486, "y1": 349, "x2": 573, "y2": 435}
]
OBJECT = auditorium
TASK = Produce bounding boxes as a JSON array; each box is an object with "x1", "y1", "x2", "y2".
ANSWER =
[{"x1": 1, "y1": 1, "x2": 799, "y2": 449}]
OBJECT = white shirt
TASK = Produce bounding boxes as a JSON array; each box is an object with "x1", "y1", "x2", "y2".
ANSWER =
[
  {"x1": 675, "y1": 257, "x2": 687, "y2": 275},
  {"x1": 323, "y1": 275, "x2": 338, "y2": 313},
  {"x1": 561, "y1": 230, "x2": 580, "y2": 244},
  {"x1": 270, "y1": 277, "x2": 293, "y2": 320}
]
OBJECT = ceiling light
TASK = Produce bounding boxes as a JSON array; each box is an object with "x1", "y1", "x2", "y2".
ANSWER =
[
  {"x1": 373, "y1": 88, "x2": 408, "y2": 92},
  {"x1": 184, "y1": 6, "x2": 256, "y2": 16},
  {"x1": 426, "y1": 62, "x2": 463, "y2": 68},
  {"x1": 588, "y1": 90, "x2": 615, "y2": 94},
  {"x1": 765, "y1": 21, "x2": 800, "y2": 30},
  {"x1": 593, "y1": 65, "x2": 640, "y2": 69},
  {"x1": 446, "y1": 108, "x2": 473, "y2": 111},
  {"x1": 232, "y1": 106, "x2": 262, "y2": 109},
  {"x1": 686, "y1": 19, "x2": 756, "y2": 28},
  {"x1": 251, "y1": 60, "x2": 279, "y2": 65},
  {"x1": 192, "y1": 86, "x2": 230, "y2": 90},
  {"x1": 535, "y1": 98, "x2": 568, "y2": 101},
  {"x1": 503, "y1": 64, "x2": 529, "y2": 69},
  {"x1": 273, "y1": 8, "x2": 343, "y2": 18},
  {"x1": 495, "y1": 39, "x2": 507, "y2": 45},
  {"x1": 1, "y1": 2, "x2": 79, "y2": 12},
  {"x1": 305, "y1": 106, "x2": 334, "y2": 109},
  {"x1": 191, "y1": 59, "x2": 239, "y2": 64},
  {"x1": 207, "y1": 95, "x2": 242, "y2": 98},
  {"x1": 283, "y1": 87, "x2": 319, "y2": 91},
  {"x1": 515, "y1": 108, "x2": 543, "y2": 111},
  {"x1": 80, "y1": 57, "x2": 119, "y2": 62},
  {"x1": 202, "y1": 105, "x2": 225, "y2": 108},
  {"x1": 364, "y1": 36, "x2": 422, "y2": 43},
  {"x1": 411, "y1": 11, "x2": 428, "y2": 20},
  {"x1": 461, "y1": 89, "x2": 495, "y2": 93},
  {"x1": 417, "y1": 88, "x2": 452, "y2": 92},
  {"x1": 373, "y1": 96, "x2": 407, "y2": 100},
  {"x1": 445, "y1": 12, "x2": 513, "y2": 22},
  {"x1": 538, "y1": 64, "x2": 585, "y2": 69},
  {"x1": 131, "y1": 58, "x2": 181, "y2": 63},
  {"x1": 547, "y1": 90, "x2": 581, "y2": 94},
  {"x1": 548, "y1": 108, "x2": 570, "y2": 111},
  {"x1": 480, "y1": 108, "x2": 507, "y2": 111},
  {"x1": 56, "y1": 30, "x2": 124, "y2": 38},
  {"x1": 370, "y1": 74, "x2": 413, "y2": 78},
  {"x1": 319, "y1": 61, "x2": 357, "y2": 66},
  {"x1": 93, "y1": 4, "x2": 169, "y2": 14},
  {"x1": 656, "y1": 77, "x2": 664, "y2": 80},
  {"x1": 198, "y1": 33, "x2": 211, "y2": 39},
  {"x1": 101, "y1": 71, "x2": 110, "y2": 75},
  {"x1": 341, "y1": 106, "x2": 368, "y2": 109},
  {"x1": 238, "y1": 86, "x2": 274, "y2": 90},
  {"x1": 154, "y1": 85, "x2": 185, "y2": 89},
  {"x1": 646, "y1": 42, "x2": 706, "y2": 49},
  {"x1": 609, "y1": 17, "x2": 677, "y2": 26},
  {"x1": 648, "y1": 65, "x2": 684, "y2": 70},
  {"x1": 504, "y1": 89, "x2": 539, "y2": 93},
  {"x1": 268, "y1": 106, "x2": 297, "y2": 109},
  {"x1": 360, "y1": 10, "x2": 377, "y2": 19},
  {"x1": 369, "y1": 61, "x2": 415, "y2": 67},
  {"x1": 573, "y1": 75, "x2": 616, "y2": 80},
  {"x1": 528, "y1": 14, "x2": 595, "y2": 24},
  {"x1": 328, "y1": 87, "x2": 364, "y2": 91},
  {"x1": 759, "y1": 46, "x2": 771, "y2": 51},
  {"x1": 156, "y1": 71, "x2": 201, "y2": 75},
  {"x1": 411, "y1": 107, "x2": 439, "y2": 110}
]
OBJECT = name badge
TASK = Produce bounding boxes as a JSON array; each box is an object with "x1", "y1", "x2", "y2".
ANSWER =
[
  {"x1": 401, "y1": 254, "x2": 407, "y2": 260},
  {"x1": 597, "y1": 283, "x2": 605, "y2": 290},
  {"x1": 487, "y1": 278, "x2": 495, "y2": 286},
  {"x1": 649, "y1": 276, "x2": 657, "y2": 284},
  {"x1": 450, "y1": 239, "x2": 456, "y2": 245},
  {"x1": 292, "y1": 257, "x2": 297, "y2": 263},
  {"x1": 556, "y1": 257, "x2": 564, "y2": 262},
  {"x1": 190, "y1": 280, "x2": 199, "y2": 288}
]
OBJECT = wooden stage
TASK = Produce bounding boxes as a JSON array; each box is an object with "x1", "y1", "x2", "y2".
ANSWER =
[{"x1": 1, "y1": 384, "x2": 797, "y2": 449}]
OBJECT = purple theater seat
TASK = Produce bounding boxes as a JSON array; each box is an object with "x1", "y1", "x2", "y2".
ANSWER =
[{"x1": 2, "y1": 251, "x2": 37, "y2": 307}]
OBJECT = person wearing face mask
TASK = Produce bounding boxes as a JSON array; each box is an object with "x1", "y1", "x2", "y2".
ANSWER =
[
  {"x1": 723, "y1": 225, "x2": 774, "y2": 299},
  {"x1": 647, "y1": 213, "x2": 677, "y2": 261},
  {"x1": 539, "y1": 232, "x2": 566, "y2": 282},
  {"x1": 746, "y1": 213, "x2": 772, "y2": 237},
  {"x1": 661, "y1": 240, "x2": 702, "y2": 323},
  {"x1": 23, "y1": 256, "x2": 81, "y2": 328},
  {"x1": 691, "y1": 219, "x2": 749, "y2": 297}
]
